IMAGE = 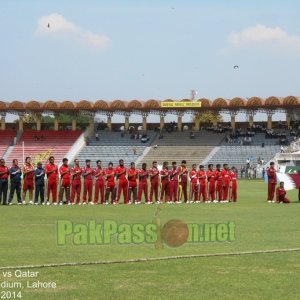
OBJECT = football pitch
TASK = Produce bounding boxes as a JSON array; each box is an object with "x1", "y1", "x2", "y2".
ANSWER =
[{"x1": 1, "y1": 180, "x2": 300, "y2": 300}]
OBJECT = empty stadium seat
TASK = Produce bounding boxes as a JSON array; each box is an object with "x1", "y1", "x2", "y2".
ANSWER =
[
  {"x1": 137, "y1": 146, "x2": 215, "y2": 169},
  {"x1": 7, "y1": 130, "x2": 82, "y2": 165},
  {"x1": 152, "y1": 131, "x2": 226, "y2": 146},
  {"x1": 206, "y1": 145, "x2": 281, "y2": 169},
  {"x1": 0, "y1": 130, "x2": 17, "y2": 157},
  {"x1": 89, "y1": 130, "x2": 157, "y2": 146},
  {"x1": 76, "y1": 146, "x2": 146, "y2": 168}
]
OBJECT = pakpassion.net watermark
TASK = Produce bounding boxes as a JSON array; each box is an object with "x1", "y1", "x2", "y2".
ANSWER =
[{"x1": 56, "y1": 219, "x2": 235, "y2": 248}]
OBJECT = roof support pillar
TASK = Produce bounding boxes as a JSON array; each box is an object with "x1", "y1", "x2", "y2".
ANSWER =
[
  {"x1": 267, "y1": 110, "x2": 274, "y2": 130},
  {"x1": 54, "y1": 114, "x2": 59, "y2": 131},
  {"x1": 159, "y1": 112, "x2": 165, "y2": 130},
  {"x1": 72, "y1": 117, "x2": 77, "y2": 131},
  {"x1": 142, "y1": 112, "x2": 148, "y2": 131},
  {"x1": 124, "y1": 112, "x2": 130, "y2": 131},
  {"x1": 177, "y1": 112, "x2": 183, "y2": 131},
  {"x1": 286, "y1": 110, "x2": 292, "y2": 129},
  {"x1": 0, "y1": 113, "x2": 6, "y2": 130},
  {"x1": 18, "y1": 115, "x2": 24, "y2": 131},
  {"x1": 107, "y1": 112, "x2": 113, "y2": 131},
  {"x1": 230, "y1": 111, "x2": 237, "y2": 130}
]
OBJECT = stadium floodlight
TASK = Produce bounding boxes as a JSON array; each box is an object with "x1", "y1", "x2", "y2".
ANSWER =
[{"x1": 190, "y1": 90, "x2": 197, "y2": 101}]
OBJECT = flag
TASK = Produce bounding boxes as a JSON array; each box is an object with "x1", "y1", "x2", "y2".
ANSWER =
[{"x1": 276, "y1": 166, "x2": 300, "y2": 190}]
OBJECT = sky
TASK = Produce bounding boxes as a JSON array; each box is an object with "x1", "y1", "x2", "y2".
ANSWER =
[{"x1": 1, "y1": 0, "x2": 300, "y2": 123}]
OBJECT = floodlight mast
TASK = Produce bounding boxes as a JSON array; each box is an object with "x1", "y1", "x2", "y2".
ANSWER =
[{"x1": 190, "y1": 90, "x2": 197, "y2": 101}]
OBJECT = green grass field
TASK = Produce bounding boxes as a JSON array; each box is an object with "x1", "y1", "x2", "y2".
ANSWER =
[{"x1": 1, "y1": 180, "x2": 300, "y2": 299}]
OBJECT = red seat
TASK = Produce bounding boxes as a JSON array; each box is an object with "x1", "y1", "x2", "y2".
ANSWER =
[
  {"x1": 7, "y1": 130, "x2": 82, "y2": 165},
  {"x1": 0, "y1": 130, "x2": 17, "y2": 157}
]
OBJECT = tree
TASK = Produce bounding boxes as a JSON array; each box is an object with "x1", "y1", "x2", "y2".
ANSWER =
[
  {"x1": 40, "y1": 113, "x2": 89, "y2": 123},
  {"x1": 291, "y1": 109, "x2": 300, "y2": 121},
  {"x1": 192, "y1": 111, "x2": 223, "y2": 124},
  {"x1": 15, "y1": 113, "x2": 90, "y2": 124},
  {"x1": 57, "y1": 113, "x2": 90, "y2": 123}
]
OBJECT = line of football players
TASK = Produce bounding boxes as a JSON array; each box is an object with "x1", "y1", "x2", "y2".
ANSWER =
[{"x1": 0, "y1": 156, "x2": 238, "y2": 205}]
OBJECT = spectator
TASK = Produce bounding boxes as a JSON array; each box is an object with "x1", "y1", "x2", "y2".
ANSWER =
[
  {"x1": 153, "y1": 144, "x2": 158, "y2": 150},
  {"x1": 95, "y1": 133, "x2": 99, "y2": 141},
  {"x1": 240, "y1": 166, "x2": 245, "y2": 178},
  {"x1": 280, "y1": 146, "x2": 284, "y2": 153}
]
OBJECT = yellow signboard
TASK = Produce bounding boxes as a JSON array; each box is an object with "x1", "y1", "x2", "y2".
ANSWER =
[{"x1": 160, "y1": 101, "x2": 202, "y2": 108}]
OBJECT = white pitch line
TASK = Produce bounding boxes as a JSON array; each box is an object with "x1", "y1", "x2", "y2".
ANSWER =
[{"x1": 1, "y1": 248, "x2": 300, "y2": 270}]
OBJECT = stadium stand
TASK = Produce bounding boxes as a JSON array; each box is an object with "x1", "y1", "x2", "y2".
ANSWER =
[
  {"x1": 75, "y1": 130, "x2": 157, "y2": 167},
  {"x1": 132, "y1": 130, "x2": 224, "y2": 169},
  {"x1": 137, "y1": 146, "x2": 215, "y2": 169},
  {"x1": 76, "y1": 146, "x2": 146, "y2": 168},
  {"x1": 0, "y1": 130, "x2": 17, "y2": 157},
  {"x1": 206, "y1": 145, "x2": 281, "y2": 169},
  {"x1": 7, "y1": 130, "x2": 82, "y2": 165},
  {"x1": 223, "y1": 130, "x2": 292, "y2": 146},
  {"x1": 88, "y1": 130, "x2": 157, "y2": 146},
  {"x1": 152, "y1": 130, "x2": 226, "y2": 146}
]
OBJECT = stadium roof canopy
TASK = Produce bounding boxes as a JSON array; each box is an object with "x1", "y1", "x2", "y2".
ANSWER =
[{"x1": 0, "y1": 96, "x2": 298, "y2": 114}]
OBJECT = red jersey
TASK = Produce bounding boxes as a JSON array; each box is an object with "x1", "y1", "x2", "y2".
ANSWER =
[
  {"x1": 170, "y1": 167, "x2": 179, "y2": 182},
  {"x1": 189, "y1": 170, "x2": 198, "y2": 184},
  {"x1": 149, "y1": 167, "x2": 159, "y2": 182},
  {"x1": 127, "y1": 168, "x2": 138, "y2": 183},
  {"x1": 206, "y1": 170, "x2": 215, "y2": 184},
  {"x1": 197, "y1": 170, "x2": 207, "y2": 185},
  {"x1": 160, "y1": 169, "x2": 170, "y2": 183},
  {"x1": 114, "y1": 166, "x2": 127, "y2": 181},
  {"x1": 59, "y1": 165, "x2": 71, "y2": 181},
  {"x1": 229, "y1": 171, "x2": 237, "y2": 183},
  {"x1": 138, "y1": 169, "x2": 148, "y2": 182},
  {"x1": 0, "y1": 165, "x2": 9, "y2": 180},
  {"x1": 178, "y1": 166, "x2": 188, "y2": 183},
  {"x1": 221, "y1": 169, "x2": 230, "y2": 185},
  {"x1": 93, "y1": 167, "x2": 105, "y2": 182},
  {"x1": 276, "y1": 187, "x2": 286, "y2": 200},
  {"x1": 215, "y1": 169, "x2": 222, "y2": 182},
  {"x1": 45, "y1": 163, "x2": 58, "y2": 180},
  {"x1": 82, "y1": 166, "x2": 93, "y2": 180},
  {"x1": 71, "y1": 165, "x2": 82, "y2": 181},
  {"x1": 105, "y1": 168, "x2": 115, "y2": 183},
  {"x1": 267, "y1": 167, "x2": 277, "y2": 184},
  {"x1": 23, "y1": 163, "x2": 34, "y2": 181}
]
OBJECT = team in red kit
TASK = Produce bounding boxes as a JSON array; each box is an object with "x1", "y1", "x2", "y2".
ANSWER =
[{"x1": 0, "y1": 155, "x2": 289, "y2": 206}]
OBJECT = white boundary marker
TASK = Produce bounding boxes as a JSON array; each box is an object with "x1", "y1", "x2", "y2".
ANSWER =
[{"x1": 1, "y1": 247, "x2": 300, "y2": 270}]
